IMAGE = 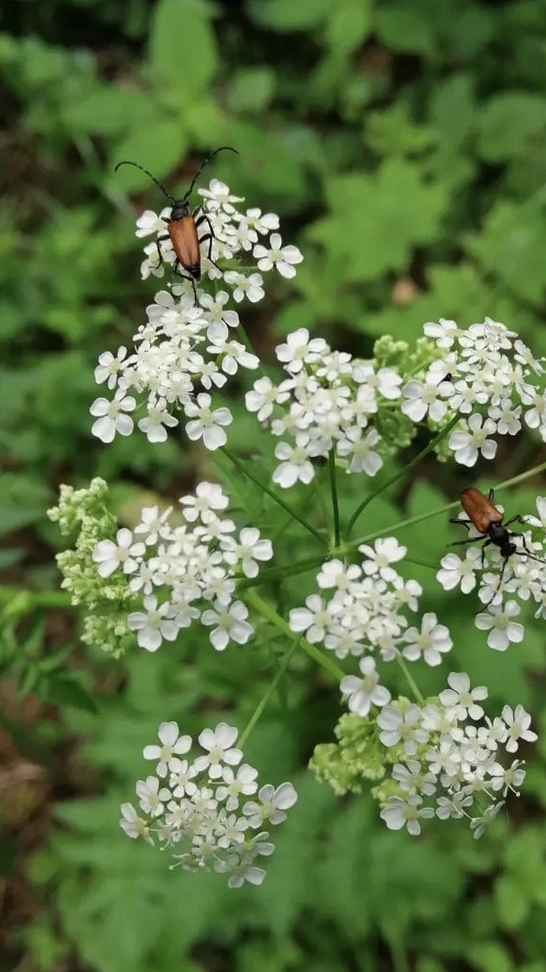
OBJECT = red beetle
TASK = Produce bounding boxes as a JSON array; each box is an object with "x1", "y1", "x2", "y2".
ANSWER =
[
  {"x1": 450, "y1": 487, "x2": 542, "y2": 605},
  {"x1": 115, "y1": 146, "x2": 238, "y2": 299}
]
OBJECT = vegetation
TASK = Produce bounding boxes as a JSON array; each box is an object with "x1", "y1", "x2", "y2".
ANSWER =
[{"x1": 3, "y1": 1, "x2": 546, "y2": 970}]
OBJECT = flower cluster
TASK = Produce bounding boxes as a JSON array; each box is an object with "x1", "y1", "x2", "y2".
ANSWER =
[
  {"x1": 437, "y1": 495, "x2": 546, "y2": 650},
  {"x1": 245, "y1": 318, "x2": 546, "y2": 491},
  {"x1": 245, "y1": 329, "x2": 407, "y2": 488},
  {"x1": 288, "y1": 540, "x2": 452, "y2": 676},
  {"x1": 90, "y1": 180, "x2": 302, "y2": 448},
  {"x1": 121, "y1": 721, "x2": 297, "y2": 888},
  {"x1": 378, "y1": 673, "x2": 536, "y2": 838},
  {"x1": 47, "y1": 478, "x2": 133, "y2": 656},
  {"x1": 420, "y1": 318, "x2": 546, "y2": 466},
  {"x1": 93, "y1": 481, "x2": 273, "y2": 653}
]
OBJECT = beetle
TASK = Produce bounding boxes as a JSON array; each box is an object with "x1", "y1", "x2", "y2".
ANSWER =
[
  {"x1": 449, "y1": 487, "x2": 542, "y2": 606},
  {"x1": 115, "y1": 146, "x2": 238, "y2": 300}
]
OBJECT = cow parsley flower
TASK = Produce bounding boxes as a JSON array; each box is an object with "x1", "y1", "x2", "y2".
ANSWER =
[
  {"x1": 372, "y1": 673, "x2": 537, "y2": 838},
  {"x1": 340, "y1": 657, "x2": 391, "y2": 716},
  {"x1": 122, "y1": 723, "x2": 297, "y2": 887}
]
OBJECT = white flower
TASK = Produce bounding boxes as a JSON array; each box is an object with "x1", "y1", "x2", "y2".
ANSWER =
[
  {"x1": 184, "y1": 394, "x2": 232, "y2": 450},
  {"x1": 194, "y1": 723, "x2": 242, "y2": 779},
  {"x1": 340, "y1": 657, "x2": 391, "y2": 717},
  {"x1": 143, "y1": 722, "x2": 192, "y2": 777},
  {"x1": 92, "y1": 528, "x2": 145, "y2": 578},
  {"x1": 401, "y1": 370, "x2": 453, "y2": 423},
  {"x1": 501, "y1": 705, "x2": 537, "y2": 752},
  {"x1": 377, "y1": 704, "x2": 428, "y2": 755},
  {"x1": 359, "y1": 537, "x2": 407, "y2": 582},
  {"x1": 392, "y1": 760, "x2": 436, "y2": 796},
  {"x1": 253, "y1": 233, "x2": 303, "y2": 279},
  {"x1": 134, "y1": 505, "x2": 173, "y2": 545},
  {"x1": 201, "y1": 600, "x2": 253, "y2": 650},
  {"x1": 490, "y1": 759, "x2": 526, "y2": 795},
  {"x1": 337, "y1": 427, "x2": 383, "y2": 476},
  {"x1": 317, "y1": 559, "x2": 361, "y2": 591},
  {"x1": 525, "y1": 496, "x2": 546, "y2": 529},
  {"x1": 198, "y1": 179, "x2": 243, "y2": 213},
  {"x1": 380, "y1": 795, "x2": 434, "y2": 836},
  {"x1": 436, "y1": 548, "x2": 481, "y2": 594},
  {"x1": 439, "y1": 672, "x2": 488, "y2": 720},
  {"x1": 245, "y1": 377, "x2": 289, "y2": 422},
  {"x1": 272, "y1": 439, "x2": 315, "y2": 488},
  {"x1": 352, "y1": 363, "x2": 402, "y2": 400},
  {"x1": 216, "y1": 764, "x2": 259, "y2": 810},
  {"x1": 127, "y1": 595, "x2": 180, "y2": 652},
  {"x1": 221, "y1": 528, "x2": 273, "y2": 578},
  {"x1": 423, "y1": 318, "x2": 461, "y2": 348},
  {"x1": 289, "y1": 594, "x2": 339, "y2": 644},
  {"x1": 179, "y1": 481, "x2": 229, "y2": 522},
  {"x1": 276, "y1": 329, "x2": 327, "y2": 374},
  {"x1": 243, "y1": 782, "x2": 297, "y2": 827},
  {"x1": 90, "y1": 393, "x2": 136, "y2": 443},
  {"x1": 138, "y1": 400, "x2": 179, "y2": 443},
  {"x1": 488, "y1": 401, "x2": 521, "y2": 436},
  {"x1": 470, "y1": 801, "x2": 505, "y2": 840},
  {"x1": 401, "y1": 613, "x2": 452, "y2": 667},
  {"x1": 169, "y1": 758, "x2": 198, "y2": 797},
  {"x1": 94, "y1": 347, "x2": 128, "y2": 389},
  {"x1": 435, "y1": 792, "x2": 473, "y2": 820},
  {"x1": 227, "y1": 862, "x2": 267, "y2": 889},
  {"x1": 135, "y1": 209, "x2": 168, "y2": 237},
  {"x1": 119, "y1": 803, "x2": 152, "y2": 842},
  {"x1": 224, "y1": 271, "x2": 264, "y2": 303},
  {"x1": 475, "y1": 600, "x2": 524, "y2": 651},
  {"x1": 448, "y1": 414, "x2": 497, "y2": 467},
  {"x1": 136, "y1": 776, "x2": 171, "y2": 816}
]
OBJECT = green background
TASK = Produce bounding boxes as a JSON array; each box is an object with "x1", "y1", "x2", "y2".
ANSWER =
[{"x1": 3, "y1": 1, "x2": 546, "y2": 970}]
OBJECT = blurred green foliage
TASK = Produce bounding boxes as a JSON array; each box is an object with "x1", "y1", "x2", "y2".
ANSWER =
[{"x1": 3, "y1": 0, "x2": 546, "y2": 969}]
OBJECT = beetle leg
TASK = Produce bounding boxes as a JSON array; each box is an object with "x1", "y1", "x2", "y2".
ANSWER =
[
  {"x1": 488, "y1": 488, "x2": 495, "y2": 503},
  {"x1": 504, "y1": 514, "x2": 526, "y2": 527},
  {"x1": 481, "y1": 555, "x2": 507, "y2": 610},
  {"x1": 448, "y1": 536, "x2": 485, "y2": 547},
  {"x1": 171, "y1": 260, "x2": 199, "y2": 305},
  {"x1": 480, "y1": 538, "x2": 492, "y2": 570},
  {"x1": 449, "y1": 516, "x2": 472, "y2": 529}
]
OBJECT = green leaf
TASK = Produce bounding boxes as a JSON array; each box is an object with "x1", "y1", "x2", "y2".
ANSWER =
[
  {"x1": 62, "y1": 87, "x2": 156, "y2": 136},
  {"x1": 375, "y1": 0, "x2": 436, "y2": 54},
  {"x1": 325, "y1": 0, "x2": 372, "y2": 55},
  {"x1": 247, "y1": 0, "x2": 330, "y2": 31},
  {"x1": 467, "y1": 942, "x2": 514, "y2": 972},
  {"x1": 310, "y1": 159, "x2": 449, "y2": 284},
  {"x1": 112, "y1": 118, "x2": 188, "y2": 188},
  {"x1": 46, "y1": 677, "x2": 99, "y2": 714},
  {"x1": 465, "y1": 196, "x2": 546, "y2": 306},
  {"x1": 227, "y1": 68, "x2": 276, "y2": 114},
  {"x1": 477, "y1": 92, "x2": 546, "y2": 163},
  {"x1": 149, "y1": 0, "x2": 217, "y2": 96},
  {"x1": 494, "y1": 874, "x2": 530, "y2": 930}
]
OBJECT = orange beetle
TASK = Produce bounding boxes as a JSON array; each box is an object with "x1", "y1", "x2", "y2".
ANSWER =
[
  {"x1": 450, "y1": 487, "x2": 540, "y2": 605},
  {"x1": 115, "y1": 146, "x2": 238, "y2": 300}
]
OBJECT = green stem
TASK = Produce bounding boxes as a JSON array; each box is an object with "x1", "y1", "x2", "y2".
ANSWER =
[
  {"x1": 346, "y1": 414, "x2": 460, "y2": 537},
  {"x1": 244, "y1": 589, "x2": 344, "y2": 682},
  {"x1": 239, "y1": 455, "x2": 546, "y2": 587},
  {"x1": 0, "y1": 588, "x2": 72, "y2": 612},
  {"x1": 239, "y1": 635, "x2": 300, "y2": 747},
  {"x1": 220, "y1": 446, "x2": 325, "y2": 545},
  {"x1": 237, "y1": 555, "x2": 327, "y2": 587},
  {"x1": 396, "y1": 654, "x2": 424, "y2": 703},
  {"x1": 329, "y1": 448, "x2": 341, "y2": 547}
]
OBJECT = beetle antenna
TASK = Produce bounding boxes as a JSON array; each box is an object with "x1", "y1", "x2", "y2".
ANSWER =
[
  {"x1": 114, "y1": 161, "x2": 176, "y2": 203},
  {"x1": 182, "y1": 146, "x2": 238, "y2": 202}
]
